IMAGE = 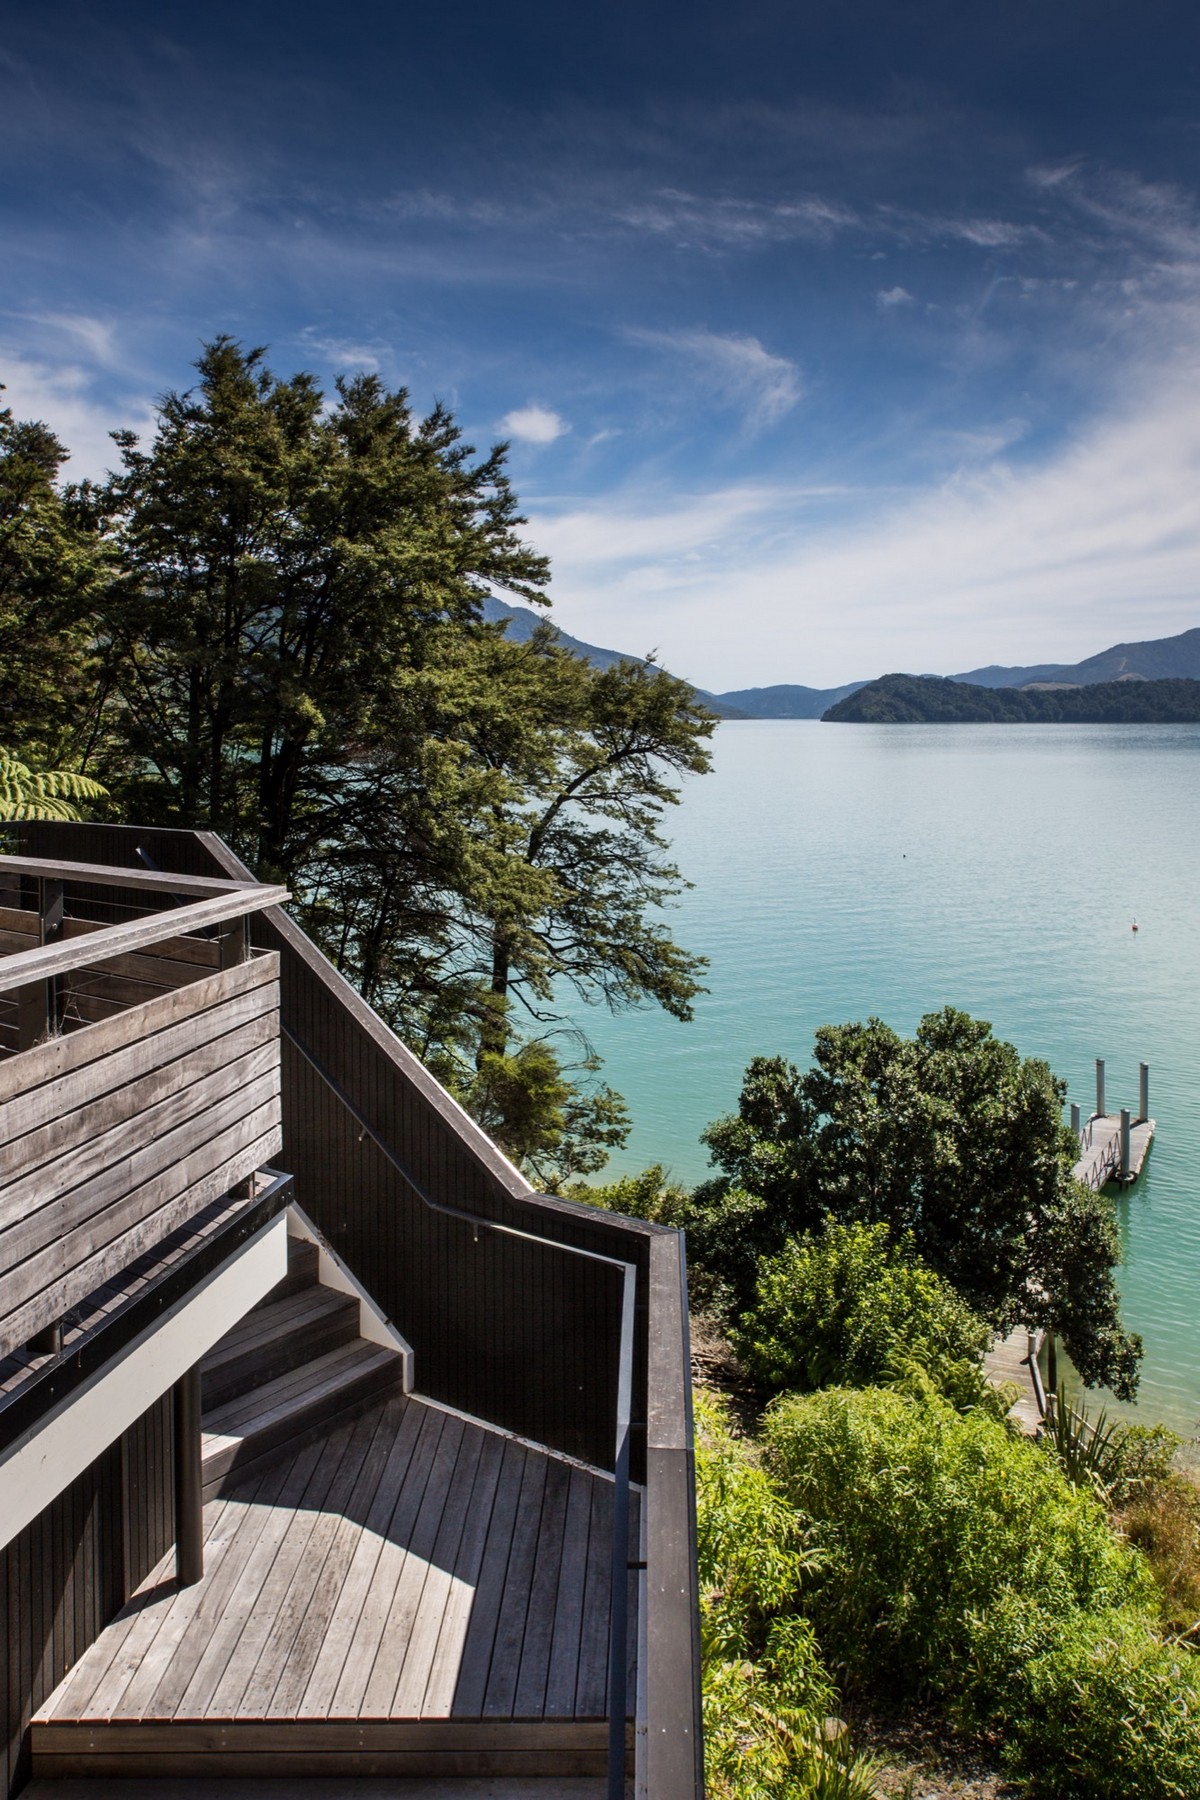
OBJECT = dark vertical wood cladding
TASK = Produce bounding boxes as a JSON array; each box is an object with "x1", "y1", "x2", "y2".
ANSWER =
[
  {"x1": 16, "y1": 824, "x2": 656, "y2": 1475},
  {"x1": 1, "y1": 1394, "x2": 173, "y2": 1800}
]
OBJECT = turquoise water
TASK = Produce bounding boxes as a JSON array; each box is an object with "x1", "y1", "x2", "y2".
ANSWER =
[{"x1": 563, "y1": 721, "x2": 1200, "y2": 1437}]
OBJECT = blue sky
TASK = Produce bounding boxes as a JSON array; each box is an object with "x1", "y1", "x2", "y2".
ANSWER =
[{"x1": 3, "y1": 0, "x2": 1200, "y2": 687}]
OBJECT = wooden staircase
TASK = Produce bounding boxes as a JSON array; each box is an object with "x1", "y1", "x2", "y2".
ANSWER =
[
  {"x1": 29, "y1": 1234, "x2": 629, "y2": 1789},
  {"x1": 200, "y1": 1237, "x2": 407, "y2": 1500}
]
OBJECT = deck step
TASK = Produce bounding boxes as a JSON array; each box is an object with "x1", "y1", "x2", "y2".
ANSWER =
[
  {"x1": 28, "y1": 1718, "x2": 619, "y2": 1782},
  {"x1": 200, "y1": 1286, "x2": 360, "y2": 1410},
  {"x1": 24, "y1": 1780, "x2": 607, "y2": 1797},
  {"x1": 201, "y1": 1340, "x2": 405, "y2": 1500}
]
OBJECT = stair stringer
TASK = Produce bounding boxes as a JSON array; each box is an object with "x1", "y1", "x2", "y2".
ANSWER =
[{"x1": 286, "y1": 1202, "x2": 414, "y2": 1384}]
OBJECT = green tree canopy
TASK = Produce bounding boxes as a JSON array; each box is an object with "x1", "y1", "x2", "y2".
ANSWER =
[
  {"x1": 0, "y1": 398, "x2": 108, "y2": 761},
  {"x1": 692, "y1": 1008, "x2": 1141, "y2": 1398},
  {"x1": 54, "y1": 338, "x2": 716, "y2": 1177},
  {"x1": 96, "y1": 336, "x2": 550, "y2": 875}
]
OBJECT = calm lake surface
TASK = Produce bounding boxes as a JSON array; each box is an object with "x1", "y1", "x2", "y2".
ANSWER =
[{"x1": 565, "y1": 721, "x2": 1200, "y2": 1437}]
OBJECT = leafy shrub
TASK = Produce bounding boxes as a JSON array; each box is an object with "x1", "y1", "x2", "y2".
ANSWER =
[
  {"x1": 975, "y1": 1598, "x2": 1200, "y2": 1799},
  {"x1": 733, "y1": 1220, "x2": 997, "y2": 1412},
  {"x1": 762, "y1": 1386, "x2": 1154, "y2": 1695},
  {"x1": 694, "y1": 1391, "x2": 880, "y2": 1799},
  {"x1": 0, "y1": 751, "x2": 107, "y2": 821},
  {"x1": 678, "y1": 1179, "x2": 776, "y2": 1314},
  {"x1": 569, "y1": 1162, "x2": 691, "y2": 1228},
  {"x1": 694, "y1": 1388, "x2": 819, "y2": 1670}
]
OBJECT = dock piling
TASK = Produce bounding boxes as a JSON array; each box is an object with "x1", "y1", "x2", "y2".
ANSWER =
[
  {"x1": 1095, "y1": 1058, "x2": 1106, "y2": 1119},
  {"x1": 1070, "y1": 1102, "x2": 1081, "y2": 1140},
  {"x1": 1120, "y1": 1108, "x2": 1132, "y2": 1181},
  {"x1": 1139, "y1": 1062, "x2": 1150, "y2": 1124}
]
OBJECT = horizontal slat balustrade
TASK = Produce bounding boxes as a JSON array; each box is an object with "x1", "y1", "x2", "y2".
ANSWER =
[{"x1": 0, "y1": 864, "x2": 287, "y2": 1360}]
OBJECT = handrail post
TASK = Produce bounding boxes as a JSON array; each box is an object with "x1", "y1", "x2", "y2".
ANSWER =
[
  {"x1": 173, "y1": 1365, "x2": 204, "y2": 1587},
  {"x1": 219, "y1": 915, "x2": 248, "y2": 969},
  {"x1": 16, "y1": 877, "x2": 65, "y2": 1050},
  {"x1": 607, "y1": 1265, "x2": 636, "y2": 1800}
]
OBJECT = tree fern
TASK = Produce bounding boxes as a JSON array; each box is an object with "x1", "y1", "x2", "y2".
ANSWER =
[{"x1": 0, "y1": 752, "x2": 107, "y2": 821}]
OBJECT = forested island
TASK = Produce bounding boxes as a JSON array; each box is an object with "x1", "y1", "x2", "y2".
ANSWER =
[{"x1": 823, "y1": 671, "x2": 1200, "y2": 722}]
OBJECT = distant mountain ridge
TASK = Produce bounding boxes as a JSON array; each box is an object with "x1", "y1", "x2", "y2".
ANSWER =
[
  {"x1": 483, "y1": 602, "x2": 1200, "y2": 719},
  {"x1": 481, "y1": 598, "x2": 751, "y2": 715},
  {"x1": 954, "y1": 627, "x2": 1200, "y2": 689},
  {"x1": 824, "y1": 672, "x2": 1200, "y2": 724},
  {"x1": 481, "y1": 597, "x2": 640, "y2": 673}
]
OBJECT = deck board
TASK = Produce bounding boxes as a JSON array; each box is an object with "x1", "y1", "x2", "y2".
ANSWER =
[
  {"x1": 544, "y1": 1467, "x2": 596, "y2": 1717},
  {"x1": 482, "y1": 1451, "x2": 549, "y2": 1717},
  {"x1": 294, "y1": 1399, "x2": 425, "y2": 1718},
  {"x1": 448, "y1": 1439, "x2": 528, "y2": 1718},
  {"x1": 36, "y1": 1391, "x2": 628, "y2": 1741}
]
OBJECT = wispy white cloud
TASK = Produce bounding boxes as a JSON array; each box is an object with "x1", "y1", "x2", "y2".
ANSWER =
[
  {"x1": 21, "y1": 312, "x2": 123, "y2": 367},
  {"x1": 539, "y1": 352, "x2": 1200, "y2": 688},
  {"x1": 616, "y1": 187, "x2": 858, "y2": 248},
  {"x1": 296, "y1": 328, "x2": 386, "y2": 372},
  {"x1": 628, "y1": 327, "x2": 802, "y2": 429},
  {"x1": 500, "y1": 404, "x2": 569, "y2": 444},
  {"x1": 529, "y1": 481, "x2": 838, "y2": 572},
  {"x1": 876, "y1": 285, "x2": 913, "y2": 309},
  {"x1": 0, "y1": 349, "x2": 154, "y2": 479}
]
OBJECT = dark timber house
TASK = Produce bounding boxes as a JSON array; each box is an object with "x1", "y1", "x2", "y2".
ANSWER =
[{"x1": 0, "y1": 823, "x2": 702, "y2": 1800}]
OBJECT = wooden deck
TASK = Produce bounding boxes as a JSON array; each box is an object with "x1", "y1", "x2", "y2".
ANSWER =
[{"x1": 32, "y1": 1392, "x2": 636, "y2": 1781}]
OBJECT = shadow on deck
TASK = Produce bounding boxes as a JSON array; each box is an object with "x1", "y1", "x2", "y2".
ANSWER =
[{"x1": 32, "y1": 1393, "x2": 637, "y2": 1783}]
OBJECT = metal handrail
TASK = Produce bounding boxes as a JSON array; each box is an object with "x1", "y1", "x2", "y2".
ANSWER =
[
  {"x1": 1027, "y1": 1334, "x2": 1048, "y2": 1418},
  {"x1": 280, "y1": 1022, "x2": 637, "y2": 1800}
]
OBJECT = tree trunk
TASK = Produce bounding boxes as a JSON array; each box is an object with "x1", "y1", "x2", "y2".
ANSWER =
[{"x1": 478, "y1": 928, "x2": 512, "y2": 1066}]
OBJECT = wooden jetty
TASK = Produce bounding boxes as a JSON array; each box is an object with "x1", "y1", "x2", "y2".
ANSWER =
[
  {"x1": 1072, "y1": 1057, "x2": 1156, "y2": 1191},
  {"x1": 1073, "y1": 1112, "x2": 1156, "y2": 1191},
  {"x1": 987, "y1": 1057, "x2": 1157, "y2": 1431},
  {"x1": 983, "y1": 1328, "x2": 1045, "y2": 1435},
  {"x1": 0, "y1": 830, "x2": 703, "y2": 1800}
]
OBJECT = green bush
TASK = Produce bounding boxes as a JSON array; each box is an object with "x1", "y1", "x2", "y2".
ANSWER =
[
  {"x1": 1041, "y1": 1396, "x2": 1182, "y2": 1508},
  {"x1": 762, "y1": 1385, "x2": 1154, "y2": 1695},
  {"x1": 569, "y1": 1162, "x2": 691, "y2": 1228},
  {"x1": 971, "y1": 1597, "x2": 1200, "y2": 1799},
  {"x1": 694, "y1": 1388, "x2": 821, "y2": 1672},
  {"x1": 694, "y1": 1391, "x2": 880, "y2": 1800},
  {"x1": 1116, "y1": 1472, "x2": 1200, "y2": 1637},
  {"x1": 733, "y1": 1220, "x2": 996, "y2": 1410}
]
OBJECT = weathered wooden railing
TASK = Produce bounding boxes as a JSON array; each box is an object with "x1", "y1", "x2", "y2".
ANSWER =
[{"x1": 0, "y1": 861, "x2": 287, "y2": 1360}]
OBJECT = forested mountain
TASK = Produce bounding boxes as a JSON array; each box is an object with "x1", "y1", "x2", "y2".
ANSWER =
[
  {"x1": 489, "y1": 603, "x2": 1200, "y2": 717},
  {"x1": 482, "y1": 598, "x2": 751, "y2": 715},
  {"x1": 823, "y1": 672, "x2": 1200, "y2": 722}
]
